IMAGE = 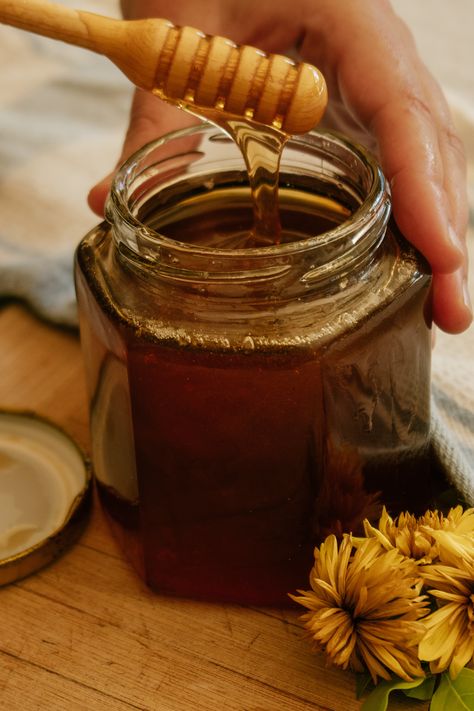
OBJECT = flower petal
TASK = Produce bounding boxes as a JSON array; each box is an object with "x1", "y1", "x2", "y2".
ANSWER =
[{"x1": 448, "y1": 633, "x2": 474, "y2": 678}]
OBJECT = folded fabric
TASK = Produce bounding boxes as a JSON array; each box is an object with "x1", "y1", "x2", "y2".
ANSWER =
[
  {"x1": 0, "y1": 0, "x2": 131, "y2": 327},
  {"x1": 432, "y1": 311, "x2": 474, "y2": 506}
]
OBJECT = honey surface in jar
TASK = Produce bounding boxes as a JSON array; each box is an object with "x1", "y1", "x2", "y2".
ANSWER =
[{"x1": 75, "y1": 159, "x2": 434, "y2": 605}]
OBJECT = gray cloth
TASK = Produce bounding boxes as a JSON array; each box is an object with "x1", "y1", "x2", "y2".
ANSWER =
[
  {"x1": 432, "y1": 325, "x2": 474, "y2": 506},
  {"x1": 0, "y1": 0, "x2": 132, "y2": 327},
  {"x1": 0, "y1": 1, "x2": 472, "y2": 504},
  {"x1": 393, "y1": 0, "x2": 474, "y2": 505}
]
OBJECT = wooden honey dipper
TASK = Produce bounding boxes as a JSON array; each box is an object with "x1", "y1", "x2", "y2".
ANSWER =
[{"x1": 0, "y1": 0, "x2": 327, "y2": 134}]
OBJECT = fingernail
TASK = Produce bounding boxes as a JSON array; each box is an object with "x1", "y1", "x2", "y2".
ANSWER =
[
  {"x1": 448, "y1": 223, "x2": 464, "y2": 253},
  {"x1": 462, "y1": 277, "x2": 473, "y2": 313}
]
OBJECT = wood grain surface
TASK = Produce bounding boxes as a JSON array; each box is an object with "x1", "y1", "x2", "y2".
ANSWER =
[{"x1": 0, "y1": 304, "x2": 426, "y2": 711}]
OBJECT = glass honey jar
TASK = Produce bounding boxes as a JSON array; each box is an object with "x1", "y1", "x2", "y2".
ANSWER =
[{"x1": 75, "y1": 125, "x2": 433, "y2": 605}]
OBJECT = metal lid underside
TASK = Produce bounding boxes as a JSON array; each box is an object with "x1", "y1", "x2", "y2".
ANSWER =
[{"x1": 0, "y1": 410, "x2": 91, "y2": 585}]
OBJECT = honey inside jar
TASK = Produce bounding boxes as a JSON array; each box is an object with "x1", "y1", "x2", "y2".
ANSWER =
[{"x1": 74, "y1": 128, "x2": 435, "y2": 605}]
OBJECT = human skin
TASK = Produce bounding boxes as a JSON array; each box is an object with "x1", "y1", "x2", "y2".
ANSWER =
[{"x1": 88, "y1": 0, "x2": 472, "y2": 334}]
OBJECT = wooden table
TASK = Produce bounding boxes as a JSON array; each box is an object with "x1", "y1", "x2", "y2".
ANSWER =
[{"x1": 0, "y1": 304, "x2": 424, "y2": 711}]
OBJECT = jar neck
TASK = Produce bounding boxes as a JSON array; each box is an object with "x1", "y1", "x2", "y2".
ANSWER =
[{"x1": 106, "y1": 126, "x2": 391, "y2": 296}]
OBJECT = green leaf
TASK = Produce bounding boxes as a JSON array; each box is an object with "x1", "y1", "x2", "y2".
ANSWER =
[
  {"x1": 403, "y1": 675, "x2": 436, "y2": 700},
  {"x1": 356, "y1": 673, "x2": 374, "y2": 699},
  {"x1": 430, "y1": 669, "x2": 474, "y2": 711},
  {"x1": 360, "y1": 677, "x2": 426, "y2": 711}
]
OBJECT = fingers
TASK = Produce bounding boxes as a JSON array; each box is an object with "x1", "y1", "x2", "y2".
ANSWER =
[
  {"x1": 301, "y1": 0, "x2": 471, "y2": 332},
  {"x1": 373, "y1": 94, "x2": 465, "y2": 274},
  {"x1": 87, "y1": 172, "x2": 115, "y2": 217},
  {"x1": 432, "y1": 268, "x2": 472, "y2": 334},
  {"x1": 89, "y1": 0, "x2": 472, "y2": 335},
  {"x1": 87, "y1": 90, "x2": 196, "y2": 216},
  {"x1": 372, "y1": 84, "x2": 470, "y2": 331},
  {"x1": 370, "y1": 73, "x2": 470, "y2": 331}
]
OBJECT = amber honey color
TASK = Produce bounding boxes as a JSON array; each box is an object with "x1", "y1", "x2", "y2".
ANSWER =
[{"x1": 75, "y1": 180, "x2": 434, "y2": 605}]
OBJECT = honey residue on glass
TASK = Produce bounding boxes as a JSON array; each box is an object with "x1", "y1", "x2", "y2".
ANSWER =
[{"x1": 74, "y1": 47, "x2": 434, "y2": 605}]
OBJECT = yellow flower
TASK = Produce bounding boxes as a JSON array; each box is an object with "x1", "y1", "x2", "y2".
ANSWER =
[
  {"x1": 418, "y1": 530, "x2": 474, "y2": 678},
  {"x1": 421, "y1": 506, "x2": 474, "y2": 535},
  {"x1": 362, "y1": 508, "x2": 436, "y2": 562},
  {"x1": 291, "y1": 534, "x2": 429, "y2": 683},
  {"x1": 362, "y1": 506, "x2": 474, "y2": 563}
]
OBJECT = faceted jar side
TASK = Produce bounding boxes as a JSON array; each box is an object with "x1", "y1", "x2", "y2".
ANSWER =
[{"x1": 74, "y1": 127, "x2": 433, "y2": 605}]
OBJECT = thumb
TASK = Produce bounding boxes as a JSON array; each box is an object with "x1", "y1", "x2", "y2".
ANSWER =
[{"x1": 88, "y1": 90, "x2": 197, "y2": 217}]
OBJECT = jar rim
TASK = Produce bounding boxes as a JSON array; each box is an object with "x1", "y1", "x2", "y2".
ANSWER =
[{"x1": 106, "y1": 123, "x2": 391, "y2": 263}]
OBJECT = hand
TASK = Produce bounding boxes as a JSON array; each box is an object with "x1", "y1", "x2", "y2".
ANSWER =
[{"x1": 88, "y1": 0, "x2": 472, "y2": 334}]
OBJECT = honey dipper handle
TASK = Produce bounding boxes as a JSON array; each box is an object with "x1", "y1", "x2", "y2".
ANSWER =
[
  {"x1": 0, "y1": 0, "x2": 174, "y2": 93},
  {"x1": 0, "y1": 0, "x2": 328, "y2": 133},
  {"x1": 0, "y1": 0, "x2": 110, "y2": 51},
  {"x1": 0, "y1": 0, "x2": 177, "y2": 92}
]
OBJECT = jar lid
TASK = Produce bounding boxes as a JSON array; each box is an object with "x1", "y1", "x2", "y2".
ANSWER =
[{"x1": 0, "y1": 410, "x2": 92, "y2": 585}]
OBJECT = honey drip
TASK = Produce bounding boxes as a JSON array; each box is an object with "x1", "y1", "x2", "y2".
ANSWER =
[
  {"x1": 225, "y1": 119, "x2": 287, "y2": 246},
  {"x1": 152, "y1": 92, "x2": 289, "y2": 247},
  {"x1": 149, "y1": 23, "x2": 329, "y2": 246}
]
